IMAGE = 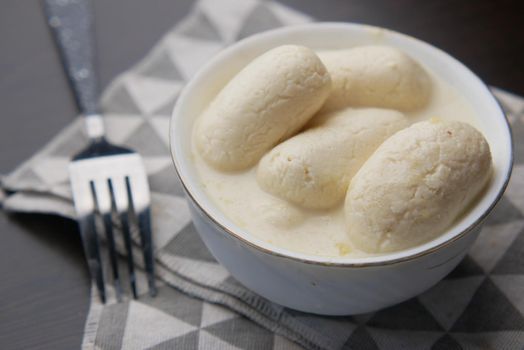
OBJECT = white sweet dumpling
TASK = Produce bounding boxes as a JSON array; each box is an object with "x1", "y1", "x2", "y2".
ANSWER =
[
  {"x1": 192, "y1": 42, "x2": 493, "y2": 258},
  {"x1": 319, "y1": 45, "x2": 431, "y2": 112},
  {"x1": 345, "y1": 120, "x2": 492, "y2": 253},
  {"x1": 257, "y1": 108, "x2": 408, "y2": 209},
  {"x1": 195, "y1": 45, "x2": 331, "y2": 171}
]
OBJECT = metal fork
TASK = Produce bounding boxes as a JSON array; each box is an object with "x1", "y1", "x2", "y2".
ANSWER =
[{"x1": 44, "y1": 0, "x2": 156, "y2": 302}]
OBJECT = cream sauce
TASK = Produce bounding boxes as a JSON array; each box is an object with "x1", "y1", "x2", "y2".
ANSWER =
[{"x1": 192, "y1": 66, "x2": 478, "y2": 258}]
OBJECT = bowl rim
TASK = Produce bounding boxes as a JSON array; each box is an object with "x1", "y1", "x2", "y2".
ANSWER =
[{"x1": 170, "y1": 22, "x2": 514, "y2": 267}]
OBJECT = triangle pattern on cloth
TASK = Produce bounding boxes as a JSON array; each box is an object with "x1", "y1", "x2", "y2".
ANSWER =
[
  {"x1": 446, "y1": 255, "x2": 484, "y2": 279},
  {"x1": 452, "y1": 331, "x2": 524, "y2": 350},
  {"x1": 159, "y1": 254, "x2": 229, "y2": 286},
  {"x1": 121, "y1": 300, "x2": 196, "y2": 349},
  {"x1": 147, "y1": 330, "x2": 200, "y2": 350},
  {"x1": 484, "y1": 196, "x2": 524, "y2": 225},
  {"x1": 469, "y1": 220, "x2": 524, "y2": 273},
  {"x1": 366, "y1": 328, "x2": 443, "y2": 350},
  {"x1": 265, "y1": 1, "x2": 312, "y2": 25},
  {"x1": 219, "y1": 275, "x2": 246, "y2": 290},
  {"x1": 451, "y1": 278, "x2": 524, "y2": 331},
  {"x1": 431, "y1": 334, "x2": 463, "y2": 350},
  {"x1": 237, "y1": 2, "x2": 285, "y2": 40},
  {"x1": 151, "y1": 193, "x2": 191, "y2": 250},
  {"x1": 342, "y1": 326, "x2": 379, "y2": 350},
  {"x1": 151, "y1": 96, "x2": 178, "y2": 118},
  {"x1": 491, "y1": 226, "x2": 524, "y2": 274},
  {"x1": 491, "y1": 275, "x2": 524, "y2": 317},
  {"x1": 178, "y1": 9, "x2": 223, "y2": 42},
  {"x1": 273, "y1": 334, "x2": 304, "y2": 350},
  {"x1": 367, "y1": 298, "x2": 443, "y2": 331},
  {"x1": 142, "y1": 156, "x2": 173, "y2": 176},
  {"x1": 47, "y1": 122, "x2": 87, "y2": 157},
  {"x1": 148, "y1": 163, "x2": 185, "y2": 197},
  {"x1": 94, "y1": 301, "x2": 130, "y2": 350},
  {"x1": 200, "y1": 302, "x2": 238, "y2": 328},
  {"x1": 198, "y1": 330, "x2": 243, "y2": 350},
  {"x1": 1, "y1": 191, "x2": 75, "y2": 217},
  {"x1": 136, "y1": 49, "x2": 185, "y2": 82},
  {"x1": 50, "y1": 183, "x2": 72, "y2": 199},
  {"x1": 8, "y1": 168, "x2": 44, "y2": 189},
  {"x1": 164, "y1": 222, "x2": 217, "y2": 263},
  {"x1": 492, "y1": 87, "x2": 524, "y2": 116},
  {"x1": 141, "y1": 285, "x2": 204, "y2": 327},
  {"x1": 418, "y1": 276, "x2": 485, "y2": 330},
  {"x1": 505, "y1": 165, "x2": 524, "y2": 212},
  {"x1": 199, "y1": 0, "x2": 259, "y2": 43},
  {"x1": 124, "y1": 74, "x2": 184, "y2": 115},
  {"x1": 203, "y1": 317, "x2": 274, "y2": 350},
  {"x1": 33, "y1": 157, "x2": 69, "y2": 186},
  {"x1": 149, "y1": 117, "x2": 171, "y2": 147},
  {"x1": 511, "y1": 117, "x2": 524, "y2": 164},
  {"x1": 124, "y1": 121, "x2": 169, "y2": 156},
  {"x1": 101, "y1": 83, "x2": 143, "y2": 115},
  {"x1": 288, "y1": 313, "x2": 357, "y2": 348},
  {"x1": 103, "y1": 115, "x2": 145, "y2": 145},
  {"x1": 166, "y1": 34, "x2": 224, "y2": 80},
  {"x1": 506, "y1": 110, "x2": 518, "y2": 125},
  {"x1": 351, "y1": 312, "x2": 375, "y2": 325},
  {"x1": 131, "y1": 270, "x2": 157, "y2": 299}
]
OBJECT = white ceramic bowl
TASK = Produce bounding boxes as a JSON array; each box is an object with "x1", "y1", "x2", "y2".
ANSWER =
[{"x1": 170, "y1": 23, "x2": 513, "y2": 315}]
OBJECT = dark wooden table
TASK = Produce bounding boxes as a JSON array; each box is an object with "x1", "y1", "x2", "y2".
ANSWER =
[{"x1": 1, "y1": 1, "x2": 523, "y2": 348}]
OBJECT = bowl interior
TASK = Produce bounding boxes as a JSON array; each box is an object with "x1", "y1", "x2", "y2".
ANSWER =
[{"x1": 171, "y1": 23, "x2": 512, "y2": 265}]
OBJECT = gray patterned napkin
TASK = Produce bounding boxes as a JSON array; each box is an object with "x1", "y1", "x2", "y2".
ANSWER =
[{"x1": 3, "y1": 0, "x2": 524, "y2": 349}]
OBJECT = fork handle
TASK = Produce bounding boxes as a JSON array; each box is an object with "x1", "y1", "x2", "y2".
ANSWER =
[{"x1": 44, "y1": 0, "x2": 105, "y2": 139}]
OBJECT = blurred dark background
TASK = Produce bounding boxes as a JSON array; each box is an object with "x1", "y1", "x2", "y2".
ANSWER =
[{"x1": 0, "y1": 0, "x2": 523, "y2": 348}]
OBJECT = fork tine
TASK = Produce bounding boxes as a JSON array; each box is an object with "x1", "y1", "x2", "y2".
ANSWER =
[
  {"x1": 109, "y1": 178, "x2": 138, "y2": 299},
  {"x1": 137, "y1": 208, "x2": 157, "y2": 297},
  {"x1": 120, "y1": 213, "x2": 137, "y2": 299},
  {"x1": 91, "y1": 179, "x2": 122, "y2": 302},
  {"x1": 78, "y1": 181, "x2": 106, "y2": 303},
  {"x1": 79, "y1": 212, "x2": 106, "y2": 303},
  {"x1": 103, "y1": 213, "x2": 124, "y2": 301},
  {"x1": 91, "y1": 179, "x2": 123, "y2": 302},
  {"x1": 126, "y1": 176, "x2": 157, "y2": 297}
]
